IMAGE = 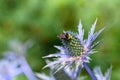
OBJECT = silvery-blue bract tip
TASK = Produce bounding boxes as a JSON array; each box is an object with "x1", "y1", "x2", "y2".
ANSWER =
[{"x1": 93, "y1": 66, "x2": 112, "y2": 80}]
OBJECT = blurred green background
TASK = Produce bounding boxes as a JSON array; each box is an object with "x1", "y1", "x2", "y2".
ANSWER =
[{"x1": 0, "y1": 0, "x2": 120, "y2": 80}]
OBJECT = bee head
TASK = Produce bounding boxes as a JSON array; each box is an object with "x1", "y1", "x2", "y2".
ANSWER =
[{"x1": 58, "y1": 32, "x2": 72, "y2": 40}]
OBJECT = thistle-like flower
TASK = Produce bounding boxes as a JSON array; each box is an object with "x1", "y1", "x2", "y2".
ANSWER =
[
  {"x1": 43, "y1": 19, "x2": 104, "y2": 80},
  {"x1": 0, "y1": 39, "x2": 37, "y2": 80}
]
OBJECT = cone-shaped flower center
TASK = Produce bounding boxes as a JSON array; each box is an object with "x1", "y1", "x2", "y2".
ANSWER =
[{"x1": 59, "y1": 31, "x2": 84, "y2": 57}]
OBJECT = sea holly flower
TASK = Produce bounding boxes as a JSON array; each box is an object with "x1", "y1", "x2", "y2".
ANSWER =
[
  {"x1": 7, "y1": 40, "x2": 37, "y2": 80},
  {"x1": 0, "y1": 39, "x2": 37, "y2": 80},
  {"x1": 93, "y1": 66, "x2": 112, "y2": 80},
  {"x1": 43, "y1": 19, "x2": 104, "y2": 80}
]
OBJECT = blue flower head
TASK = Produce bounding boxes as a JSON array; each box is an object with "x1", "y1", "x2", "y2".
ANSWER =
[
  {"x1": 0, "y1": 40, "x2": 37, "y2": 80},
  {"x1": 43, "y1": 19, "x2": 104, "y2": 79}
]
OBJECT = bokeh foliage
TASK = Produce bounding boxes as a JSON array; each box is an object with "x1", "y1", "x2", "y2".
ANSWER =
[{"x1": 0, "y1": 0, "x2": 120, "y2": 80}]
